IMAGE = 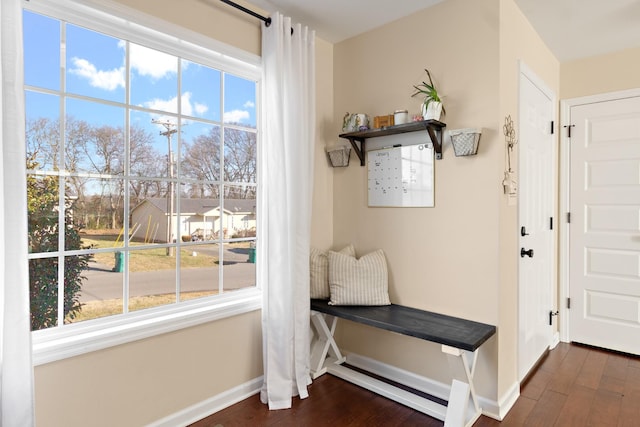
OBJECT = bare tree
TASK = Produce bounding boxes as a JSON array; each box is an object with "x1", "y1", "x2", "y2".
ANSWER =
[
  {"x1": 181, "y1": 127, "x2": 221, "y2": 198},
  {"x1": 26, "y1": 117, "x2": 59, "y2": 170},
  {"x1": 181, "y1": 126, "x2": 257, "y2": 199},
  {"x1": 223, "y1": 128, "x2": 256, "y2": 199}
]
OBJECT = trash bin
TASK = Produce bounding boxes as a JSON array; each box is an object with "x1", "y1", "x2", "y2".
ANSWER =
[
  {"x1": 113, "y1": 251, "x2": 124, "y2": 272},
  {"x1": 247, "y1": 247, "x2": 256, "y2": 264}
]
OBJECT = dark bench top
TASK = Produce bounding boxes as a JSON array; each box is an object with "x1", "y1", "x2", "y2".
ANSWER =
[{"x1": 311, "y1": 299, "x2": 496, "y2": 352}]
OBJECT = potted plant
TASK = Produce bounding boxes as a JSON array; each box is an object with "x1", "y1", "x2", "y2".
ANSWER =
[{"x1": 412, "y1": 68, "x2": 445, "y2": 121}]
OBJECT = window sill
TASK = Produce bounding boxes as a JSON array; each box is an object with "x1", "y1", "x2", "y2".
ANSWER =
[{"x1": 32, "y1": 288, "x2": 262, "y2": 366}]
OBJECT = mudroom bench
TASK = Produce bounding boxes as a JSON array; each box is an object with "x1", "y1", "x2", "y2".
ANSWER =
[{"x1": 309, "y1": 299, "x2": 496, "y2": 427}]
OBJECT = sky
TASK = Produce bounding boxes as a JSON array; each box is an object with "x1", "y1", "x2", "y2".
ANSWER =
[{"x1": 22, "y1": 9, "x2": 257, "y2": 172}]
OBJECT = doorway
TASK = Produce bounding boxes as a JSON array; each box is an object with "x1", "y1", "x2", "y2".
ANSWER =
[
  {"x1": 517, "y1": 63, "x2": 556, "y2": 381},
  {"x1": 561, "y1": 89, "x2": 640, "y2": 355}
]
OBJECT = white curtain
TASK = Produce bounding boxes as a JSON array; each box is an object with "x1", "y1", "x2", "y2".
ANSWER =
[
  {"x1": 0, "y1": 0, "x2": 36, "y2": 425},
  {"x1": 259, "y1": 13, "x2": 316, "y2": 410}
]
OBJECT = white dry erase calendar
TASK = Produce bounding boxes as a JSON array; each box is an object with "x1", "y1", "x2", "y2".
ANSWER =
[{"x1": 367, "y1": 144, "x2": 434, "y2": 207}]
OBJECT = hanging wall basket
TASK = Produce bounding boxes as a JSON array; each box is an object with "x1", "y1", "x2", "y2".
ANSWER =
[
  {"x1": 450, "y1": 128, "x2": 482, "y2": 156},
  {"x1": 326, "y1": 145, "x2": 351, "y2": 167}
]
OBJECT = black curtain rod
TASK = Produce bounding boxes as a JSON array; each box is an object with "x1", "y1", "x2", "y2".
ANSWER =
[{"x1": 219, "y1": 0, "x2": 272, "y2": 27}]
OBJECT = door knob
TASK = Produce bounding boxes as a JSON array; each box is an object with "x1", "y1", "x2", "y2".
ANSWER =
[{"x1": 521, "y1": 248, "x2": 534, "y2": 258}]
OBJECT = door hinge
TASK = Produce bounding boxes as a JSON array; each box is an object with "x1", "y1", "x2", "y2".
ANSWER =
[
  {"x1": 550, "y1": 121, "x2": 554, "y2": 135},
  {"x1": 567, "y1": 297, "x2": 571, "y2": 309},
  {"x1": 567, "y1": 212, "x2": 571, "y2": 223},
  {"x1": 564, "y1": 124, "x2": 575, "y2": 138},
  {"x1": 549, "y1": 217, "x2": 553, "y2": 230}
]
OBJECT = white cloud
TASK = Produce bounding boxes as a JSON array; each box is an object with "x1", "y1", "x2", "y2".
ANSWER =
[
  {"x1": 144, "y1": 96, "x2": 178, "y2": 114},
  {"x1": 69, "y1": 40, "x2": 176, "y2": 90},
  {"x1": 224, "y1": 109, "x2": 250, "y2": 123},
  {"x1": 143, "y1": 92, "x2": 210, "y2": 118},
  {"x1": 194, "y1": 102, "x2": 209, "y2": 115},
  {"x1": 124, "y1": 41, "x2": 177, "y2": 80},
  {"x1": 69, "y1": 57, "x2": 125, "y2": 91},
  {"x1": 243, "y1": 100, "x2": 255, "y2": 109}
]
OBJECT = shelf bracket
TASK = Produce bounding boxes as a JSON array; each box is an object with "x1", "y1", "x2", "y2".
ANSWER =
[
  {"x1": 346, "y1": 137, "x2": 366, "y2": 166},
  {"x1": 424, "y1": 123, "x2": 443, "y2": 160}
]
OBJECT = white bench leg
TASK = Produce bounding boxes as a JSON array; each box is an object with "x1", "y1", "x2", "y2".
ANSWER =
[
  {"x1": 442, "y1": 345, "x2": 482, "y2": 427},
  {"x1": 310, "y1": 311, "x2": 346, "y2": 378}
]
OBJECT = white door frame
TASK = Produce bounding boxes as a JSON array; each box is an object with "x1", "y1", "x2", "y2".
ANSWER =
[
  {"x1": 559, "y1": 87, "x2": 640, "y2": 343},
  {"x1": 517, "y1": 61, "x2": 557, "y2": 379}
]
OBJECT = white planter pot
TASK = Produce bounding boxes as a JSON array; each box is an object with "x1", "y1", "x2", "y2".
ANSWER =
[{"x1": 422, "y1": 101, "x2": 443, "y2": 121}]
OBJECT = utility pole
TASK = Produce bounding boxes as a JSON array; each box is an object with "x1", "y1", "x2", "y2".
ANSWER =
[{"x1": 152, "y1": 119, "x2": 177, "y2": 256}]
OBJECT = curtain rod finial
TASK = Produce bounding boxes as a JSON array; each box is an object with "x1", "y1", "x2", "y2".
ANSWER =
[{"x1": 265, "y1": 17, "x2": 272, "y2": 27}]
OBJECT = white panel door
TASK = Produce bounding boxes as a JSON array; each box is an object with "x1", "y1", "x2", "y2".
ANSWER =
[
  {"x1": 569, "y1": 96, "x2": 640, "y2": 355},
  {"x1": 518, "y1": 68, "x2": 555, "y2": 381}
]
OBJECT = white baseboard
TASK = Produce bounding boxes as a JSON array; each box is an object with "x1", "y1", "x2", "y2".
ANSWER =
[
  {"x1": 345, "y1": 353, "x2": 518, "y2": 421},
  {"x1": 550, "y1": 332, "x2": 560, "y2": 350},
  {"x1": 147, "y1": 354, "x2": 524, "y2": 425},
  {"x1": 493, "y1": 381, "x2": 520, "y2": 420},
  {"x1": 147, "y1": 376, "x2": 263, "y2": 427}
]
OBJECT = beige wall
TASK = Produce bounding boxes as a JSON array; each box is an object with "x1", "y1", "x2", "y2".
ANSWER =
[
  {"x1": 561, "y1": 46, "x2": 640, "y2": 99},
  {"x1": 36, "y1": 312, "x2": 263, "y2": 426},
  {"x1": 333, "y1": 0, "x2": 502, "y2": 400},
  {"x1": 312, "y1": 39, "x2": 335, "y2": 248},
  {"x1": 33, "y1": 0, "x2": 336, "y2": 425}
]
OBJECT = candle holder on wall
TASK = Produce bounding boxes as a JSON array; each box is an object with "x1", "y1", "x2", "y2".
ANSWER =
[{"x1": 502, "y1": 115, "x2": 517, "y2": 196}]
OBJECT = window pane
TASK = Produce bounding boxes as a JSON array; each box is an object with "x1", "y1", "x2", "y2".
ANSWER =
[
  {"x1": 221, "y1": 183, "x2": 256, "y2": 293},
  {"x1": 181, "y1": 60, "x2": 221, "y2": 121},
  {"x1": 29, "y1": 257, "x2": 59, "y2": 331},
  {"x1": 26, "y1": 91, "x2": 60, "y2": 171},
  {"x1": 179, "y1": 243, "x2": 220, "y2": 301},
  {"x1": 66, "y1": 24, "x2": 125, "y2": 103},
  {"x1": 181, "y1": 120, "x2": 221, "y2": 184},
  {"x1": 130, "y1": 121, "x2": 161, "y2": 177},
  {"x1": 66, "y1": 99, "x2": 125, "y2": 176},
  {"x1": 28, "y1": 174, "x2": 60, "y2": 253},
  {"x1": 129, "y1": 43, "x2": 178, "y2": 113},
  {"x1": 63, "y1": 254, "x2": 94, "y2": 324},
  {"x1": 23, "y1": 11, "x2": 60, "y2": 90},
  {"x1": 74, "y1": 177, "x2": 125, "y2": 237},
  {"x1": 177, "y1": 195, "x2": 223, "y2": 242},
  {"x1": 129, "y1": 248, "x2": 176, "y2": 312},
  {"x1": 77, "y1": 252, "x2": 124, "y2": 322},
  {"x1": 221, "y1": 242, "x2": 256, "y2": 292},
  {"x1": 223, "y1": 74, "x2": 256, "y2": 127},
  {"x1": 130, "y1": 179, "x2": 176, "y2": 245},
  {"x1": 223, "y1": 128, "x2": 257, "y2": 185},
  {"x1": 130, "y1": 110, "x2": 177, "y2": 179}
]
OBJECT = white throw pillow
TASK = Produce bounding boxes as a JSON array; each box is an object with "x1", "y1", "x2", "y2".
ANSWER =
[
  {"x1": 328, "y1": 249, "x2": 390, "y2": 306},
  {"x1": 310, "y1": 244, "x2": 356, "y2": 299}
]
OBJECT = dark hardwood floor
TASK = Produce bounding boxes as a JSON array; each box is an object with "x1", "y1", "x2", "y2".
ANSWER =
[{"x1": 191, "y1": 343, "x2": 640, "y2": 426}]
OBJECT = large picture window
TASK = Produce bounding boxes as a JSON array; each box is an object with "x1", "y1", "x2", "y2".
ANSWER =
[{"x1": 24, "y1": 0, "x2": 261, "y2": 361}]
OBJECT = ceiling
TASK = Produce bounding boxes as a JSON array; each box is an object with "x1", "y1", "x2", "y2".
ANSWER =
[{"x1": 245, "y1": 0, "x2": 640, "y2": 62}]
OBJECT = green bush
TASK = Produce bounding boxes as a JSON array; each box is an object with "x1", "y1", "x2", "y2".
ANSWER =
[{"x1": 28, "y1": 159, "x2": 92, "y2": 331}]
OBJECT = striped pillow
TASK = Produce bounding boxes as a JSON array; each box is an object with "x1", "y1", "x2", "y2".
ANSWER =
[
  {"x1": 328, "y1": 249, "x2": 390, "y2": 306},
  {"x1": 310, "y1": 244, "x2": 356, "y2": 299}
]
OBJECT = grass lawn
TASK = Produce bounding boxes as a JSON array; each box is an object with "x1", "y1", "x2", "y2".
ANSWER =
[
  {"x1": 81, "y1": 232, "x2": 250, "y2": 272},
  {"x1": 68, "y1": 291, "x2": 217, "y2": 323}
]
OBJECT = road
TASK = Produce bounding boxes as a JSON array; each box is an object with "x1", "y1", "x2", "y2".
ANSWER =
[{"x1": 80, "y1": 248, "x2": 256, "y2": 302}]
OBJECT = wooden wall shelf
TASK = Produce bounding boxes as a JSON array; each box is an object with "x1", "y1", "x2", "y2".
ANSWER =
[{"x1": 338, "y1": 119, "x2": 446, "y2": 166}]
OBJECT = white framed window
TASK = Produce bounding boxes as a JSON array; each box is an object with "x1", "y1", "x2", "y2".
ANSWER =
[{"x1": 23, "y1": 0, "x2": 262, "y2": 365}]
